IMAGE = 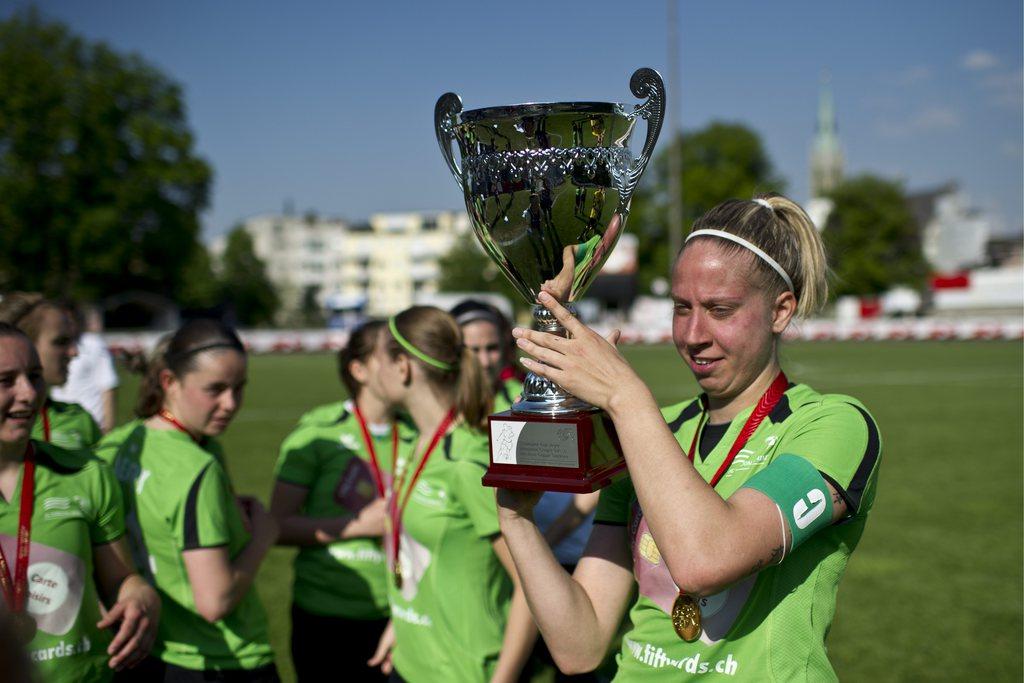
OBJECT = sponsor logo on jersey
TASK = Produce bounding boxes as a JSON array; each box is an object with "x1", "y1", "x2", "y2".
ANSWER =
[{"x1": 41, "y1": 496, "x2": 91, "y2": 521}]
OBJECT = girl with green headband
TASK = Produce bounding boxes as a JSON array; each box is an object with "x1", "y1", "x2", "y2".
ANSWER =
[{"x1": 367, "y1": 306, "x2": 538, "y2": 682}]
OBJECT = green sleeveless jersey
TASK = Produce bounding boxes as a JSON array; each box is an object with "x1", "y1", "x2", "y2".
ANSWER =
[
  {"x1": 595, "y1": 383, "x2": 882, "y2": 682},
  {"x1": 95, "y1": 423, "x2": 274, "y2": 671},
  {"x1": 388, "y1": 424, "x2": 511, "y2": 682},
  {"x1": 33, "y1": 399, "x2": 102, "y2": 450},
  {"x1": 2, "y1": 443, "x2": 124, "y2": 683},
  {"x1": 274, "y1": 400, "x2": 415, "y2": 619}
]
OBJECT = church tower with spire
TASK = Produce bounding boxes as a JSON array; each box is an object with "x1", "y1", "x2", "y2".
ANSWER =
[{"x1": 810, "y1": 74, "x2": 844, "y2": 197}]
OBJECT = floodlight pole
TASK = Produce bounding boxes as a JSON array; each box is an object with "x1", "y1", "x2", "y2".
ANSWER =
[{"x1": 667, "y1": 0, "x2": 683, "y2": 272}]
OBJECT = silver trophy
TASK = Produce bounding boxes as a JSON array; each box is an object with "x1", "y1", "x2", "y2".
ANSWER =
[{"x1": 435, "y1": 68, "x2": 665, "y2": 491}]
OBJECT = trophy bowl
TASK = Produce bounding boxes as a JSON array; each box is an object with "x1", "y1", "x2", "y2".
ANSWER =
[{"x1": 435, "y1": 68, "x2": 665, "y2": 491}]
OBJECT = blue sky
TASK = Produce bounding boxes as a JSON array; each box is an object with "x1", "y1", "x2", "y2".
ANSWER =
[{"x1": 11, "y1": 0, "x2": 1023, "y2": 237}]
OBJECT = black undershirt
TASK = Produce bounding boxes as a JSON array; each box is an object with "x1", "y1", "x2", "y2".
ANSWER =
[{"x1": 698, "y1": 421, "x2": 732, "y2": 461}]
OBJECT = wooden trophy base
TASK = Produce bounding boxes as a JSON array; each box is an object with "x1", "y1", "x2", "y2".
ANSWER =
[{"x1": 482, "y1": 410, "x2": 626, "y2": 493}]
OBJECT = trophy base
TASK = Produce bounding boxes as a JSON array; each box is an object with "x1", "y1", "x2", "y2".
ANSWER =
[{"x1": 483, "y1": 410, "x2": 626, "y2": 493}]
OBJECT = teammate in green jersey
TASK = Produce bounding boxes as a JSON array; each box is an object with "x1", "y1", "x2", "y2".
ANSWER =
[
  {"x1": 0, "y1": 323, "x2": 159, "y2": 683},
  {"x1": 367, "y1": 306, "x2": 537, "y2": 682},
  {"x1": 270, "y1": 320, "x2": 411, "y2": 681},
  {"x1": 450, "y1": 299, "x2": 523, "y2": 414},
  {"x1": 0, "y1": 294, "x2": 102, "y2": 450},
  {"x1": 499, "y1": 194, "x2": 882, "y2": 681},
  {"x1": 96, "y1": 320, "x2": 279, "y2": 682}
]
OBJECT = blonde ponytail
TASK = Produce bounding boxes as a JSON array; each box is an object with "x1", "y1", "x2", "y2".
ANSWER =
[
  {"x1": 388, "y1": 306, "x2": 491, "y2": 433},
  {"x1": 684, "y1": 192, "x2": 830, "y2": 318},
  {"x1": 455, "y1": 344, "x2": 492, "y2": 431}
]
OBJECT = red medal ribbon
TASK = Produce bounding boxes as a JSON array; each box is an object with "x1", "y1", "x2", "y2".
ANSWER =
[
  {"x1": 686, "y1": 371, "x2": 789, "y2": 488},
  {"x1": 0, "y1": 444, "x2": 35, "y2": 615},
  {"x1": 352, "y1": 404, "x2": 392, "y2": 499},
  {"x1": 388, "y1": 409, "x2": 456, "y2": 576},
  {"x1": 40, "y1": 403, "x2": 50, "y2": 443},
  {"x1": 158, "y1": 409, "x2": 200, "y2": 444}
]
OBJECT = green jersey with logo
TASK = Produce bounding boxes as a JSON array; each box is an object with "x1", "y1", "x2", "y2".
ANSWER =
[
  {"x1": 95, "y1": 423, "x2": 274, "y2": 671},
  {"x1": 594, "y1": 383, "x2": 882, "y2": 682},
  {"x1": 493, "y1": 378, "x2": 523, "y2": 414},
  {"x1": 275, "y1": 400, "x2": 414, "y2": 619},
  {"x1": 1, "y1": 442, "x2": 124, "y2": 683},
  {"x1": 33, "y1": 399, "x2": 102, "y2": 450},
  {"x1": 388, "y1": 424, "x2": 511, "y2": 682}
]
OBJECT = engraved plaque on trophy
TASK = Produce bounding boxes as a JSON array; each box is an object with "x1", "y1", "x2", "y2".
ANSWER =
[{"x1": 434, "y1": 69, "x2": 665, "y2": 492}]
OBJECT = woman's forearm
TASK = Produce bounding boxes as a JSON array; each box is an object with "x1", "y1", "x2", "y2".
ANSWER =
[
  {"x1": 607, "y1": 383, "x2": 743, "y2": 594},
  {"x1": 276, "y1": 514, "x2": 354, "y2": 545},
  {"x1": 490, "y1": 585, "x2": 537, "y2": 683},
  {"x1": 498, "y1": 514, "x2": 614, "y2": 672}
]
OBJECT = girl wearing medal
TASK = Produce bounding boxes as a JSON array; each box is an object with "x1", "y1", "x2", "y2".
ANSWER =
[
  {"x1": 270, "y1": 320, "x2": 409, "y2": 681},
  {"x1": 96, "y1": 320, "x2": 279, "y2": 682},
  {"x1": 367, "y1": 306, "x2": 537, "y2": 682},
  {"x1": 0, "y1": 294, "x2": 102, "y2": 450},
  {"x1": 498, "y1": 194, "x2": 883, "y2": 681},
  {"x1": 0, "y1": 322, "x2": 160, "y2": 682}
]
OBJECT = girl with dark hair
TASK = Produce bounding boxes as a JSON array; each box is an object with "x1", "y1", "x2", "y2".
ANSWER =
[
  {"x1": 500, "y1": 194, "x2": 882, "y2": 681},
  {"x1": 0, "y1": 323, "x2": 159, "y2": 682},
  {"x1": 270, "y1": 320, "x2": 413, "y2": 681},
  {"x1": 367, "y1": 306, "x2": 537, "y2": 682},
  {"x1": 96, "y1": 320, "x2": 279, "y2": 682},
  {"x1": 0, "y1": 293, "x2": 101, "y2": 449}
]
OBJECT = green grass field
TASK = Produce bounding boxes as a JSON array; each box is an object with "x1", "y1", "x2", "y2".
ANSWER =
[{"x1": 114, "y1": 341, "x2": 1024, "y2": 682}]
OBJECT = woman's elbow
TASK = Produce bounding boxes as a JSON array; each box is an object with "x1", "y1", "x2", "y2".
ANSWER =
[
  {"x1": 552, "y1": 649, "x2": 603, "y2": 676},
  {"x1": 193, "y1": 594, "x2": 231, "y2": 623},
  {"x1": 666, "y1": 558, "x2": 725, "y2": 598}
]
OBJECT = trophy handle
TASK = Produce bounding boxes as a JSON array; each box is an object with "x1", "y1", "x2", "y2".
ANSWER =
[
  {"x1": 434, "y1": 92, "x2": 464, "y2": 187},
  {"x1": 624, "y1": 68, "x2": 666, "y2": 197}
]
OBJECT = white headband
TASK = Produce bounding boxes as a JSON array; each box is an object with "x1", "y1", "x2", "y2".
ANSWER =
[
  {"x1": 685, "y1": 229, "x2": 795, "y2": 293},
  {"x1": 753, "y1": 198, "x2": 773, "y2": 211}
]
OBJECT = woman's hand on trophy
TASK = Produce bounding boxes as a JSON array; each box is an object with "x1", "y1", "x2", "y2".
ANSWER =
[
  {"x1": 495, "y1": 487, "x2": 544, "y2": 522},
  {"x1": 513, "y1": 291, "x2": 650, "y2": 416}
]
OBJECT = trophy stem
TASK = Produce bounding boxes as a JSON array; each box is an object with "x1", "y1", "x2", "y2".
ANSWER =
[{"x1": 511, "y1": 304, "x2": 598, "y2": 416}]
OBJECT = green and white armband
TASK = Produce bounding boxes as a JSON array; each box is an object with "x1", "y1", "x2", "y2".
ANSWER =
[{"x1": 742, "y1": 453, "x2": 834, "y2": 553}]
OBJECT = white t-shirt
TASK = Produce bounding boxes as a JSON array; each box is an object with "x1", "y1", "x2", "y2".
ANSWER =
[{"x1": 51, "y1": 332, "x2": 119, "y2": 425}]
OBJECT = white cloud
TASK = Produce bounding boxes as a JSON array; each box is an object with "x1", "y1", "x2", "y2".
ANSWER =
[
  {"x1": 876, "y1": 107, "x2": 961, "y2": 138},
  {"x1": 887, "y1": 65, "x2": 932, "y2": 86},
  {"x1": 962, "y1": 50, "x2": 999, "y2": 71}
]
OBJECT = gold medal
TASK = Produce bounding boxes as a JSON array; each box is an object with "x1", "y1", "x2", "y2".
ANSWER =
[
  {"x1": 12, "y1": 611, "x2": 36, "y2": 645},
  {"x1": 671, "y1": 593, "x2": 701, "y2": 642}
]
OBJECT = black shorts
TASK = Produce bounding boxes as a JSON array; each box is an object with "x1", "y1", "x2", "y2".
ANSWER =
[
  {"x1": 291, "y1": 604, "x2": 390, "y2": 682},
  {"x1": 114, "y1": 658, "x2": 280, "y2": 683}
]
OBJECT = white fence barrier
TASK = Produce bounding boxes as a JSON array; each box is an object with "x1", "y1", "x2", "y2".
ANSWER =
[{"x1": 104, "y1": 318, "x2": 1023, "y2": 356}]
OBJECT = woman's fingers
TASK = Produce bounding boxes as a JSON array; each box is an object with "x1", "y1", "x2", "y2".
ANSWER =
[
  {"x1": 108, "y1": 616, "x2": 150, "y2": 670},
  {"x1": 537, "y1": 291, "x2": 588, "y2": 337},
  {"x1": 96, "y1": 601, "x2": 125, "y2": 630},
  {"x1": 512, "y1": 325, "x2": 570, "y2": 353},
  {"x1": 605, "y1": 328, "x2": 622, "y2": 347},
  {"x1": 514, "y1": 335, "x2": 569, "y2": 370}
]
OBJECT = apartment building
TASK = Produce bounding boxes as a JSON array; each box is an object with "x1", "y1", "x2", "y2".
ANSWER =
[{"x1": 215, "y1": 211, "x2": 471, "y2": 319}]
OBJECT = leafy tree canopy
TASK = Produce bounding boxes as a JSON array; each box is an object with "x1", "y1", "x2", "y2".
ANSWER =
[
  {"x1": 823, "y1": 175, "x2": 928, "y2": 296},
  {"x1": 0, "y1": 9, "x2": 212, "y2": 301},
  {"x1": 220, "y1": 226, "x2": 279, "y2": 326},
  {"x1": 629, "y1": 122, "x2": 786, "y2": 292}
]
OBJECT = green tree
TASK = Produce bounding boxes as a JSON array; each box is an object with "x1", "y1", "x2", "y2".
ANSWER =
[
  {"x1": 437, "y1": 232, "x2": 523, "y2": 312},
  {"x1": 220, "y1": 227, "x2": 279, "y2": 326},
  {"x1": 823, "y1": 175, "x2": 928, "y2": 296},
  {"x1": 0, "y1": 9, "x2": 211, "y2": 300},
  {"x1": 629, "y1": 122, "x2": 786, "y2": 291},
  {"x1": 177, "y1": 243, "x2": 221, "y2": 309}
]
